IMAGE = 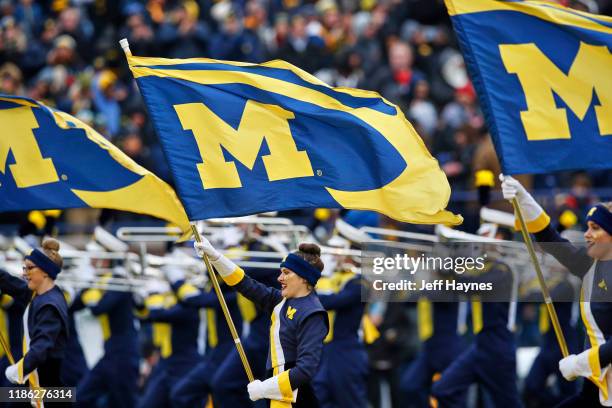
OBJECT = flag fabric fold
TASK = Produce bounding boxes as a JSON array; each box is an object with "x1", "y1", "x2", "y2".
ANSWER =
[
  {"x1": 0, "y1": 95, "x2": 190, "y2": 234},
  {"x1": 126, "y1": 54, "x2": 462, "y2": 226},
  {"x1": 446, "y1": 0, "x2": 612, "y2": 174}
]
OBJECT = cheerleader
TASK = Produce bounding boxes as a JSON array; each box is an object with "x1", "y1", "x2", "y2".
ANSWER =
[
  {"x1": 194, "y1": 238, "x2": 329, "y2": 407},
  {"x1": 501, "y1": 175, "x2": 612, "y2": 407},
  {"x1": 0, "y1": 238, "x2": 69, "y2": 389}
]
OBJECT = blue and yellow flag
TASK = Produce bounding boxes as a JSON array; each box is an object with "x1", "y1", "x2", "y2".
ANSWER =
[
  {"x1": 0, "y1": 95, "x2": 190, "y2": 233},
  {"x1": 446, "y1": 0, "x2": 612, "y2": 174},
  {"x1": 127, "y1": 55, "x2": 462, "y2": 225}
]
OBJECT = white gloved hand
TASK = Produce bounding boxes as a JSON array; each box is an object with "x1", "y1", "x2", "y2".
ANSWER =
[
  {"x1": 499, "y1": 174, "x2": 548, "y2": 231},
  {"x1": 5, "y1": 363, "x2": 21, "y2": 384},
  {"x1": 194, "y1": 237, "x2": 221, "y2": 261},
  {"x1": 194, "y1": 238, "x2": 240, "y2": 279},
  {"x1": 247, "y1": 380, "x2": 265, "y2": 401},
  {"x1": 500, "y1": 174, "x2": 525, "y2": 201},
  {"x1": 559, "y1": 348, "x2": 594, "y2": 381},
  {"x1": 247, "y1": 375, "x2": 296, "y2": 402}
]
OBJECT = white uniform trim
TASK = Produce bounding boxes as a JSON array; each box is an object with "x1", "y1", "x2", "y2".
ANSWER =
[
  {"x1": 270, "y1": 299, "x2": 287, "y2": 373},
  {"x1": 580, "y1": 262, "x2": 612, "y2": 406},
  {"x1": 268, "y1": 298, "x2": 299, "y2": 404},
  {"x1": 23, "y1": 303, "x2": 44, "y2": 408}
]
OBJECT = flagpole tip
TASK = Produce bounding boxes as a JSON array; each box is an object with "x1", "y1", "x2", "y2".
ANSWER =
[{"x1": 119, "y1": 38, "x2": 132, "y2": 56}]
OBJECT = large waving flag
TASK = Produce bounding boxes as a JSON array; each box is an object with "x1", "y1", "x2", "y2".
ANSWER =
[
  {"x1": 0, "y1": 95, "x2": 190, "y2": 233},
  {"x1": 446, "y1": 0, "x2": 612, "y2": 174},
  {"x1": 126, "y1": 54, "x2": 462, "y2": 225}
]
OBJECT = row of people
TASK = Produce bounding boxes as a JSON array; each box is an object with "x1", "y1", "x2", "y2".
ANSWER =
[
  {"x1": 1, "y1": 187, "x2": 611, "y2": 407},
  {"x1": 0, "y1": 235, "x2": 374, "y2": 407}
]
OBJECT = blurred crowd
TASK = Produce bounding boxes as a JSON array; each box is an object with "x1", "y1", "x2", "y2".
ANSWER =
[
  {"x1": 0, "y1": 2, "x2": 611, "y2": 406},
  {"x1": 0, "y1": 0, "x2": 611, "y2": 233}
]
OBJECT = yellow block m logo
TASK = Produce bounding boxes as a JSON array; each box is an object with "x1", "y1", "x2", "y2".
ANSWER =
[
  {"x1": 0, "y1": 106, "x2": 59, "y2": 188},
  {"x1": 174, "y1": 100, "x2": 314, "y2": 189},
  {"x1": 499, "y1": 42, "x2": 612, "y2": 140},
  {"x1": 286, "y1": 306, "x2": 297, "y2": 320}
]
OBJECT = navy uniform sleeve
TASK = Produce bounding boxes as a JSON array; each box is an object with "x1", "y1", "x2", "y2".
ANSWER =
[
  {"x1": 22, "y1": 306, "x2": 63, "y2": 375},
  {"x1": 600, "y1": 340, "x2": 612, "y2": 367},
  {"x1": 69, "y1": 291, "x2": 86, "y2": 313},
  {"x1": 233, "y1": 274, "x2": 283, "y2": 313},
  {"x1": 147, "y1": 304, "x2": 196, "y2": 324},
  {"x1": 318, "y1": 279, "x2": 361, "y2": 310},
  {"x1": 534, "y1": 224, "x2": 593, "y2": 278},
  {"x1": 0, "y1": 269, "x2": 32, "y2": 306},
  {"x1": 288, "y1": 312, "x2": 327, "y2": 389},
  {"x1": 86, "y1": 291, "x2": 124, "y2": 316}
]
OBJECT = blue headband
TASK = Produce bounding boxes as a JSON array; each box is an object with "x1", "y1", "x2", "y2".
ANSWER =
[
  {"x1": 586, "y1": 204, "x2": 612, "y2": 236},
  {"x1": 25, "y1": 249, "x2": 61, "y2": 279},
  {"x1": 280, "y1": 253, "x2": 321, "y2": 286}
]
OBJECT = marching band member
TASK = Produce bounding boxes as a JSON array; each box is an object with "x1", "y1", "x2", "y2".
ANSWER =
[
  {"x1": 166, "y1": 265, "x2": 243, "y2": 407},
  {"x1": 431, "y1": 256, "x2": 522, "y2": 407},
  {"x1": 211, "y1": 238, "x2": 282, "y2": 408},
  {"x1": 0, "y1": 293, "x2": 23, "y2": 408},
  {"x1": 72, "y1": 267, "x2": 139, "y2": 408},
  {"x1": 194, "y1": 238, "x2": 329, "y2": 407},
  {"x1": 59, "y1": 286, "x2": 88, "y2": 388},
  {"x1": 313, "y1": 264, "x2": 371, "y2": 408},
  {"x1": 400, "y1": 299, "x2": 467, "y2": 408},
  {"x1": 501, "y1": 175, "x2": 612, "y2": 407},
  {"x1": 136, "y1": 275, "x2": 202, "y2": 408},
  {"x1": 0, "y1": 238, "x2": 69, "y2": 390},
  {"x1": 0, "y1": 293, "x2": 23, "y2": 387},
  {"x1": 522, "y1": 276, "x2": 580, "y2": 407}
]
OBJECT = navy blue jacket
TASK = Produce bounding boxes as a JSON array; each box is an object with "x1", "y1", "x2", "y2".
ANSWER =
[
  {"x1": 142, "y1": 293, "x2": 201, "y2": 375},
  {"x1": 171, "y1": 280, "x2": 242, "y2": 350},
  {"x1": 0, "y1": 269, "x2": 68, "y2": 386},
  {"x1": 71, "y1": 284, "x2": 138, "y2": 357},
  {"x1": 317, "y1": 273, "x2": 364, "y2": 345},
  {"x1": 535, "y1": 225, "x2": 612, "y2": 366},
  {"x1": 232, "y1": 273, "x2": 328, "y2": 389},
  {"x1": 457, "y1": 260, "x2": 516, "y2": 348}
]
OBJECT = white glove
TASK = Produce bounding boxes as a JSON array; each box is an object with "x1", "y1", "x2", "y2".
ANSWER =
[
  {"x1": 194, "y1": 239, "x2": 239, "y2": 279},
  {"x1": 194, "y1": 237, "x2": 221, "y2": 261},
  {"x1": 559, "y1": 348, "x2": 595, "y2": 381},
  {"x1": 5, "y1": 363, "x2": 21, "y2": 384},
  {"x1": 247, "y1": 375, "x2": 296, "y2": 402},
  {"x1": 499, "y1": 174, "x2": 548, "y2": 231},
  {"x1": 247, "y1": 380, "x2": 265, "y2": 401},
  {"x1": 500, "y1": 174, "x2": 531, "y2": 201}
]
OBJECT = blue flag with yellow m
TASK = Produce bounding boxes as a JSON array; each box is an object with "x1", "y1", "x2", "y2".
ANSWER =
[
  {"x1": 446, "y1": 0, "x2": 612, "y2": 175},
  {"x1": 126, "y1": 54, "x2": 462, "y2": 225},
  {"x1": 0, "y1": 95, "x2": 190, "y2": 233}
]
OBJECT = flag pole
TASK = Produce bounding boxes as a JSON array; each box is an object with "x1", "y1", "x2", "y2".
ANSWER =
[
  {"x1": 511, "y1": 198, "x2": 569, "y2": 357},
  {"x1": 120, "y1": 38, "x2": 254, "y2": 383},
  {"x1": 0, "y1": 331, "x2": 14, "y2": 365},
  {"x1": 191, "y1": 223, "x2": 255, "y2": 382}
]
